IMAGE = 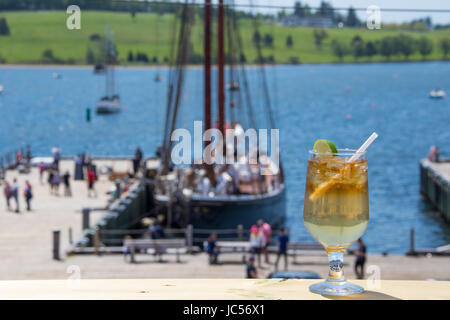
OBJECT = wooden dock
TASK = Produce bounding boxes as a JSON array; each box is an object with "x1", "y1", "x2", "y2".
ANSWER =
[
  {"x1": 0, "y1": 279, "x2": 449, "y2": 300},
  {"x1": 420, "y1": 159, "x2": 450, "y2": 222}
]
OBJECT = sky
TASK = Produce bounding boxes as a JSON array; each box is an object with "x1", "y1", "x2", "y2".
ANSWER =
[{"x1": 229, "y1": 0, "x2": 450, "y2": 24}]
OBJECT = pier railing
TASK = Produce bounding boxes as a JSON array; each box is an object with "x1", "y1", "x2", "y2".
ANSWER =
[
  {"x1": 68, "y1": 223, "x2": 302, "y2": 256},
  {"x1": 71, "y1": 224, "x2": 252, "y2": 254}
]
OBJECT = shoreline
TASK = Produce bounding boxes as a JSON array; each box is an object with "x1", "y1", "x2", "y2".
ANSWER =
[{"x1": 0, "y1": 59, "x2": 448, "y2": 70}]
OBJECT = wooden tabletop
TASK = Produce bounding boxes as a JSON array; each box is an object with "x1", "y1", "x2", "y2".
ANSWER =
[{"x1": 0, "y1": 279, "x2": 449, "y2": 300}]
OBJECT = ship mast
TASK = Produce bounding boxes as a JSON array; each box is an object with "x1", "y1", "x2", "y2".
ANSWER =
[
  {"x1": 104, "y1": 24, "x2": 110, "y2": 98},
  {"x1": 204, "y1": 0, "x2": 212, "y2": 141},
  {"x1": 218, "y1": 0, "x2": 226, "y2": 145}
]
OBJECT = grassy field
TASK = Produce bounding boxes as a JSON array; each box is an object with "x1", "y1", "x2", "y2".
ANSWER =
[{"x1": 0, "y1": 10, "x2": 450, "y2": 65}]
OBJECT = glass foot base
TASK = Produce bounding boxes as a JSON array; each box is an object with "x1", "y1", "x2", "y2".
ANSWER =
[{"x1": 309, "y1": 281, "x2": 364, "y2": 297}]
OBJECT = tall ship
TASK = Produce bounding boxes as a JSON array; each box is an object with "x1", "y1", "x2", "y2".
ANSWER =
[
  {"x1": 96, "y1": 25, "x2": 121, "y2": 114},
  {"x1": 153, "y1": 0, "x2": 286, "y2": 230}
]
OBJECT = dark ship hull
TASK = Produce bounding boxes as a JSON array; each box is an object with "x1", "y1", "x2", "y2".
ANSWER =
[{"x1": 155, "y1": 184, "x2": 286, "y2": 230}]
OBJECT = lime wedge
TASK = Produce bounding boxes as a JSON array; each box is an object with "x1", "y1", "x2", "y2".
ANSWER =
[{"x1": 313, "y1": 139, "x2": 338, "y2": 154}]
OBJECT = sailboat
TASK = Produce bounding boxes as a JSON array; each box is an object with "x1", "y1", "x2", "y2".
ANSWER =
[
  {"x1": 96, "y1": 25, "x2": 121, "y2": 115},
  {"x1": 153, "y1": 1, "x2": 286, "y2": 230}
]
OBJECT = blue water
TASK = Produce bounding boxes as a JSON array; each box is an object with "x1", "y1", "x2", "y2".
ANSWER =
[{"x1": 1, "y1": 62, "x2": 450, "y2": 254}]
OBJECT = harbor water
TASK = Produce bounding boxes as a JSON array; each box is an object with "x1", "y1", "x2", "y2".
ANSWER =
[{"x1": 0, "y1": 61, "x2": 450, "y2": 253}]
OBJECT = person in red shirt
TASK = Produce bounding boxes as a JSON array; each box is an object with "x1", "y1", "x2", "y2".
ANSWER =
[{"x1": 87, "y1": 165, "x2": 97, "y2": 197}]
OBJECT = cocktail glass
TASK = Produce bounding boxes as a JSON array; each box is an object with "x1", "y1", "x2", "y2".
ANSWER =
[{"x1": 303, "y1": 149, "x2": 368, "y2": 296}]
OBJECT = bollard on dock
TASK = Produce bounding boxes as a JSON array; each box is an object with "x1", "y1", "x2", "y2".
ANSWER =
[
  {"x1": 52, "y1": 229, "x2": 61, "y2": 260},
  {"x1": 94, "y1": 227, "x2": 100, "y2": 256},
  {"x1": 82, "y1": 207, "x2": 90, "y2": 231},
  {"x1": 186, "y1": 224, "x2": 193, "y2": 253},
  {"x1": 68, "y1": 227, "x2": 73, "y2": 245},
  {"x1": 409, "y1": 228, "x2": 415, "y2": 255}
]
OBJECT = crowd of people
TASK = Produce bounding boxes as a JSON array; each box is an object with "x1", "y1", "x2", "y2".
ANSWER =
[
  {"x1": 157, "y1": 122, "x2": 280, "y2": 198},
  {"x1": 40, "y1": 146, "x2": 77, "y2": 197},
  {"x1": 3, "y1": 178, "x2": 32, "y2": 213},
  {"x1": 205, "y1": 219, "x2": 367, "y2": 280},
  {"x1": 2, "y1": 145, "x2": 104, "y2": 213},
  {"x1": 247, "y1": 220, "x2": 290, "y2": 277},
  {"x1": 205, "y1": 219, "x2": 291, "y2": 278}
]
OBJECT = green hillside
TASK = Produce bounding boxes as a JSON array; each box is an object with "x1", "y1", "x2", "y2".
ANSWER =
[{"x1": 0, "y1": 10, "x2": 449, "y2": 65}]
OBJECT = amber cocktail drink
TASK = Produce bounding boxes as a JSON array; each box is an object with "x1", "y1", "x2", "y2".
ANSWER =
[{"x1": 303, "y1": 149, "x2": 369, "y2": 296}]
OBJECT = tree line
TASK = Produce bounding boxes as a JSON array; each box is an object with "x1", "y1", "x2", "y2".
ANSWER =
[
  {"x1": 330, "y1": 35, "x2": 450, "y2": 62},
  {"x1": 277, "y1": 1, "x2": 361, "y2": 27},
  {"x1": 0, "y1": 0, "x2": 175, "y2": 13}
]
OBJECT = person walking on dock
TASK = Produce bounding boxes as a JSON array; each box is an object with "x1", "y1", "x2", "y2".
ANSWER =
[
  {"x1": 258, "y1": 219, "x2": 272, "y2": 264},
  {"x1": 3, "y1": 180, "x2": 11, "y2": 211},
  {"x1": 38, "y1": 162, "x2": 45, "y2": 184},
  {"x1": 206, "y1": 233, "x2": 220, "y2": 265},
  {"x1": 249, "y1": 225, "x2": 265, "y2": 268},
  {"x1": 87, "y1": 165, "x2": 97, "y2": 198},
  {"x1": 47, "y1": 168, "x2": 54, "y2": 194},
  {"x1": 15, "y1": 151, "x2": 22, "y2": 168},
  {"x1": 122, "y1": 235, "x2": 132, "y2": 262},
  {"x1": 24, "y1": 180, "x2": 33, "y2": 211},
  {"x1": 11, "y1": 178, "x2": 20, "y2": 213},
  {"x1": 274, "y1": 228, "x2": 289, "y2": 272},
  {"x1": 52, "y1": 170, "x2": 61, "y2": 196},
  {"x1": 51, "y1": 145, "x2": 61, "y2": 170},
  {"x1": 132, "y1": 147, "x2": 143, "y2": 176},
  {"x1": 63, "y1": 171, "x2": 72, "y2": 197},
  {"x1": 354, "y1": 238, "x2": 367, "y2": 279},
  {"x1": 428, "y1": 146, "x2": 440, "y2": 163}
]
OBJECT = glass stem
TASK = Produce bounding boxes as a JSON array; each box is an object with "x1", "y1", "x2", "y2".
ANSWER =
[{"x1": 327, "y1": 251, "x2": 346, "y2": 284}]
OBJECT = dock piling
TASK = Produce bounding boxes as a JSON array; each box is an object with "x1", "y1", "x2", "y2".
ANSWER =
[
  {"x1": 52, "y1": 229, "x2": 61, "y2": 260},
  {"x1": 186, "y1": 224, "x2": 193, "y2": 253},
  {"x1": 68, "y1": 227, "x2": 73, "y2": 245},
  {"x1": 409, "y1": 228, "x2": 415, "y2": 255},
  {"x1": 94, "y1": 227, "x2": 100, "y2": 256}
]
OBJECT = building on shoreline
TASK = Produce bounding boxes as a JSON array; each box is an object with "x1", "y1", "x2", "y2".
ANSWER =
[{"x1": 281, "y1": 15, "x2": 334, "y2": 28}]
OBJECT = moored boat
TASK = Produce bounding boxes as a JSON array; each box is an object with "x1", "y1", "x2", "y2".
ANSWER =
[
  {"x1": 429, "y1": 89, "x2": 446, "y2": 99},
  {"x1": 96, "y1": 25, "x2": 121, "y2": 115},
  {"x1": 96, "y1": 94, "x2": 121, "y2": 114},
  {"x1": 152, "y1": 1, "x2": 286, "y2": 230}
]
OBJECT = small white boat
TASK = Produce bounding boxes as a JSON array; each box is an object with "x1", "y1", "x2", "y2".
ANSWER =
[
  {"x1": 0, "y1": 85, "x2": 3, "y2": 94},
  {"x1": 52, "y1": 73, "x2": 62, "y2": 79},
  {"x1": 227, "y1": 81, "x2": 240, "y2": 91},
  {"x1": 429, "y1": 89, "x2": 446, "y2": 99},
  {"x1": 96, "y1": 95, "x2": 121, "y2": 114}
]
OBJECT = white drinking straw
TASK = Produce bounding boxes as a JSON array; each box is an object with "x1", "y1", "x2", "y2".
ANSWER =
[
  {"x1": 309, "y1": 132, "x2": 379, "y2": 201},
  {"x1": 348, "y1": 132, "x2": 378, "y2": 162}
]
